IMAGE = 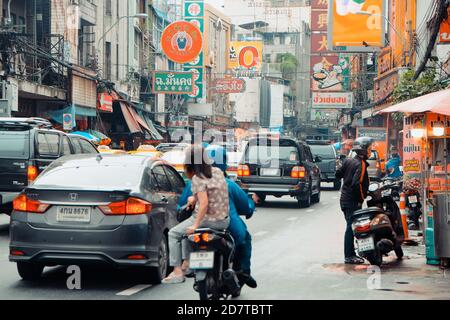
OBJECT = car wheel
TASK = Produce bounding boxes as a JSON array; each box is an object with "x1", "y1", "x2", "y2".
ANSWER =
[
  {"x1": 311, "y1": 186, "x2": 321, "y2": 204},
  {"x1": 298, "y1": 187, "x2": 312, "y2": 209},
  {"x1": 333, "y1": 180, "x2": 342, "y2": 191},
  {"x1": 147, "y1": 234, "x2": 169, "y2": 284},
  {"x1": 17, "y1": 262, "x2": 44, "y2": 281}
]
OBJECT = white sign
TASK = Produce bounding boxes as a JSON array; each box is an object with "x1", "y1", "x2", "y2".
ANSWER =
[
  {"x1": 312, "y1": 92, "x2": 353, "y2": 109},
  {"x1": 63, "y1": 114, "x2": 73, "y2": 131},
  {"x1": 188, "y1": 103, "x2": 213, "y2": 117}
]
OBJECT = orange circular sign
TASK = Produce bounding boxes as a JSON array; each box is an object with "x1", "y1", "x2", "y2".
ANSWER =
[{"x1": 161, "y1": 21, "x2": 203, "y2": 64}]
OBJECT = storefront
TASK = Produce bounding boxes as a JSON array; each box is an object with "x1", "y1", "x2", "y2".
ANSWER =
[{"x1": 382, "y1": 89, "x2": 450, "y2": 266}]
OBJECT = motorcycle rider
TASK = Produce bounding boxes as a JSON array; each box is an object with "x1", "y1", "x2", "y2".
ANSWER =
[
  {"x1": 178, "y1": 145, "x2": 258, "y2": 289},
  {"x1": 336, "y1": 137, "x2": 373, "y2": 265},
  {"x1": 386, "y1": 146, "x2": 403, "y2": 178}
]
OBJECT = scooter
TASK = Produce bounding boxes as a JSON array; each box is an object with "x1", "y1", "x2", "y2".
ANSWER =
[
  {"x1": 351, "y1": 181, "x2": 405, "y2": 266},
  {"x1": 186, "y1": 228, "x2": 241, "y2": 300},
  {"x1": 405, "y1": 189, "x2": 422, "y2": 230}
]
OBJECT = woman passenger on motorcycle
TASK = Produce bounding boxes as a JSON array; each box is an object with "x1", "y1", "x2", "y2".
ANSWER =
[{"x1": 162, "y1": 145, "x2": 230, "y2": 284}]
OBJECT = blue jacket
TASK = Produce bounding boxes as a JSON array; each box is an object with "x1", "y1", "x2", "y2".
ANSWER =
[
  {"x1": 178, "y1": 179, "x2": 255, "y2": 246},
  {"x1": 386, "y1": 155, "x2": 402, "y2": 178}
]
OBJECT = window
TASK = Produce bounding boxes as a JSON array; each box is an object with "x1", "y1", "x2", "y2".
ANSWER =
[
  {"x1": 152, "y1": 166, "x2": 172, "y2": 192},
  {"x1": 0, "y1": 131, "x2": 30, "y2": 159},
  {"x1": 79, "y1": 139, "x2": 98, "y2": 154},
  {"x1": 105, "y1": 0, "x2": 112, "y2": 16},
  {"x1": 71, "y1": 138, "x2": 83, "y2": 154},
  {"x1": 164, "y1": 166, "x2": 185, "y2": 193},
  {"x1": 303, "y1": 146, "x2": 314, "y2": 162},
  {"x1": 61, "y1": 136, "x2": 72, "y2": 155},
  {"x1": 37, "y1": 133, "x2": 60, "y2": 157},
  {"x1": 245, "y1": 141, "x2": 301, "y2": 164},
  {"x1": 105, "y1": 42, "x2": 112, "y2": 80}
]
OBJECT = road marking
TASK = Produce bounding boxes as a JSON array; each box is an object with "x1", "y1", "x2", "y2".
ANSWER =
[
  {"x1": 287, "y1": 217, "x2": 298, "y2": 222},
  {"x1": 254, "y1": 231, "x2": 269, "y2": 237},
  {"x1": 116, "y1": 284, "x2": 152, "y2": 296}
]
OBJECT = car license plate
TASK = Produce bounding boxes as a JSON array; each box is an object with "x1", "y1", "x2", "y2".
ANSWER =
[
  {"x1": 409, "y1": 196, "x2": 418, "y2": 204},
  {"x1": 189, "y1": 252, "x2": 214, "y2": 270},
  {"x1": 358, "y1": 237, "x2": 375, "y2": 252},
  {"x1": 57, "y1": 206, "x2": 91, "y2": 223},
  {"x1": 260, "y1": 168, "x2": 280, "y2": 177}
]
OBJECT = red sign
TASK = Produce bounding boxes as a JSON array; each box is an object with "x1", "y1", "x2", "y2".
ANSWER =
[
  {"x1": 311, "y1": 10, "x2": 328, "y2": 32},
  {"x1": 311, "y1": 0, "x2": 328, "y2": 10},
  {"x1": 213, "y1": 78, "x2": 246, "y2": 94},
  {"x1": 161, "y1": 21, "x2": 203, "y2": 64},
  {"x1": 97, "y1": 93, "x2": 113, "y2": 113},
  {"x1": 311, "y1": 33, "x2": 330, "y2": 53}
]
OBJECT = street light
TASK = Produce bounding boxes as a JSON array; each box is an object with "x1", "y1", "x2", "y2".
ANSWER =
[
  {"x1": 356, "y1": 11, "x2": 408, "y2": 66},
  {"x1": 97, "y1": 13, "x2": 149, "y2": 53}
]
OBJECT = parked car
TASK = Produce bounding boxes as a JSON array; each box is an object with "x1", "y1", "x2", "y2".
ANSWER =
[
  {"x1": 9, "y1": 154, "x2": 185, "y2": 283},
  {"x1": 308, "y1": 142, "x2": 342, "y2": 190},
  {"x1": 237, "y1": 135, "x2": 321, "y2": 208},
  {"x1": 0, "y1": 118, "x2": 98, "y2": 216}
]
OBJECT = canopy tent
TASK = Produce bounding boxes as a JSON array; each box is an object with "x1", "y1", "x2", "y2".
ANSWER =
[{"x1": 381, "y1": 89, "x2": 450, "y2": 116}]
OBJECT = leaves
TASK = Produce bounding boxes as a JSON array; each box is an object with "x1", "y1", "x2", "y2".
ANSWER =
[{"x1": 280, "y1": 53, "x2": 299, "y2": 80}]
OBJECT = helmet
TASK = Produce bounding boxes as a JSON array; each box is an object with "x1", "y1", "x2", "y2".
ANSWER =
[
  {"x1": 352, "y1": 137, "x2": 374, "y2": 157},
  {"x1": 206, "y1": 145, "x2": 228, "y2": 173}
]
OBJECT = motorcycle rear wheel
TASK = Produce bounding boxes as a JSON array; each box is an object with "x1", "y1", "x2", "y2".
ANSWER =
[
  {"x1": 197, "y1": 272, "x2": 221, "y2": 301},
  {"x1": 367, "y1": 250, "x2": 383, "y2": 267}
]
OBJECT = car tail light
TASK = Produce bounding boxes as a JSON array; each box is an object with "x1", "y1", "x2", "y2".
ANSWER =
[
  {"x1": 238, "y1": 165, "x2": 250, "y2": 177},
  {"x1": 99, "y1": 197, "x2": 152, "y2": 216},
  {"x1": 291, "y1": 166, "x2": 306, "y2": 179},
  {"x1": 127, "y1": 254, "x2": 147, "y2": 260},
  {"x1": 27, "y1": 165, "x2": 38, "y2": 183},
  {"x1": 13, "y1": 195, "x2": 50, "y2": 214},
  {"x1": 10, "y1": 250, "x2": 25, "y2": 256}
]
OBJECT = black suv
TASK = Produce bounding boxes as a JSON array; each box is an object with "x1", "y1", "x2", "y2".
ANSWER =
[
  {"x1": 0, "y1": 118, "x2": 99, "y2": 215},
  {"x1": 307, "y1": 141, "x2": 342, "y2": 190},
  {"x1": 237, "y1": 135, "x2": 321, "y2": 208}
]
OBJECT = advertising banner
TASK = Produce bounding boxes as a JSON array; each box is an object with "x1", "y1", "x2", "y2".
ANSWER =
[
  {"x1": 403, "y1": 116, "x2": 423, "y2": 174},
  {"x1": 228, "y1": 41, "x2": 263, "y2": 73},
  {"x1": 328, "y1": 0, "x2": 386, "y2": 52},
  {"x1": 312, "y1": 92, "x2": 353, "y2": 109},
  {"x1": 312, "y1": 0, "x2": 329, "y2": 10},
  {"x1": 439, "y1": 7, "x2": 450, "y2": 43},
  {"x1": 311, "y1": 55, "x2": 350, "y2": 91},
  {"x1": 213, "y1": 78, "x2": 246, "y2": 94}
]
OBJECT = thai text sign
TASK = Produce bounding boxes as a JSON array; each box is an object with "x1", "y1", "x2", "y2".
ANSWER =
[
  {"x1": 213, "y1": 78, "x2": 246, "y2": 94},
  {"x1": 152, "y1": 71, "x2": 194, "y2": 95},
  {"x1": 312, "y1": 92, "x2": 353, "y2": 109},
  {"x1": 403, "y1": 116, "x2": 423, "y2": 174}
]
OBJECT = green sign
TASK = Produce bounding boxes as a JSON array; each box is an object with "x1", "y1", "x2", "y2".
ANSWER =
[
  {"x1": 184, "y1": 1, "x2": 204, "y2": 18},
  {"x1": 152, "y1": 71, "x2": 194, "y2": 95}
]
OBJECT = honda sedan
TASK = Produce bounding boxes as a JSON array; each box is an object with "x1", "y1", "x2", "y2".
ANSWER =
[{"x1": 9, "y1": 154, "x2": 185, "y2": 283}]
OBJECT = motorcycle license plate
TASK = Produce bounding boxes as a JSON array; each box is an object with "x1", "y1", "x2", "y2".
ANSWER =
[
  {"x1": 408, "y1": 196, "x2": 418, "y2": 204},
  {"x1": 189, "y1": 252, "x2": 214, "y2": 270},
  {"x1": 358, "y1": 237, "x2": 375, "y2": 252}
]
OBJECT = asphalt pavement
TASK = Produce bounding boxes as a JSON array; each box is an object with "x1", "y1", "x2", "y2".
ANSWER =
[{"x1": 0, "y1": 185, "x2": 449, "y2": 300}]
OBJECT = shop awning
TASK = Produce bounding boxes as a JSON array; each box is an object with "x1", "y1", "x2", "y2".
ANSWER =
[
  {"x1": 120, "y1": 102, "x2": 142, "y2": 133},
  {"x1": 381, "y1": 89, "x2": 450, "y2": 116},
  {"x1": 51, "y1": 104, "x2": 96, "y2": 128},
  {"x1": 138, "y1": 111, "x2": 164, "y2": 140}
]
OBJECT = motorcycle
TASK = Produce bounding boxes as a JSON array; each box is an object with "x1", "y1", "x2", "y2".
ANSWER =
[
  {"x1": 405, "y1": 189, "x2": 422, "y2": 230},
  {"x1": 351, "y1": 180, "x2": 405, "y2": 266},
  {"x1": 186, "y1": 228, "x2": 241, "y2": 300}
]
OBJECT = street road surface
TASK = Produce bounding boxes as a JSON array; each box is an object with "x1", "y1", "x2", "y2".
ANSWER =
[{"x1": 0, "y1": 185, "x2": 449, "y2": 300}]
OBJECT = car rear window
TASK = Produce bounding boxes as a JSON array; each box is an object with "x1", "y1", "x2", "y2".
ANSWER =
[
  {"x1": 0, "y1": 131, "x2": 30, "y2": 159},
  {"x1": 245, "y1": 140, "x2": 300, "y2": 164},
  {"x1": 34, "y1": 165, "x2": 144, "y2": 190},
  {"x1": 310, "y1": 145, "x2": 335, "y2": 159}
]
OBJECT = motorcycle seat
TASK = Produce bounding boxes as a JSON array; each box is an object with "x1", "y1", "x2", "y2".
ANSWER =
[{"x1": 352, "y1": 207, "x2": 385, "y2": 220}]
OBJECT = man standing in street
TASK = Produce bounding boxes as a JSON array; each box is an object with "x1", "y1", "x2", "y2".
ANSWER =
[{"x1": 336, "y1": 137, "x2": 373, "y2": 265}]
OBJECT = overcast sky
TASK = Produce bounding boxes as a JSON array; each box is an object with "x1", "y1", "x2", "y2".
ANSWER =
[{"x1": 206, "y1": 0, "x2": 225, "y2": 12}]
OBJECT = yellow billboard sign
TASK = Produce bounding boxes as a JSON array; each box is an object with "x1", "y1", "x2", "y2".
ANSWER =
[
  {"x1": 228, "y1": 41, "x2": 263, "y2": 72},
  {"x1": 328, "y1": 0, "x2": 386, "y2": 52}
]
